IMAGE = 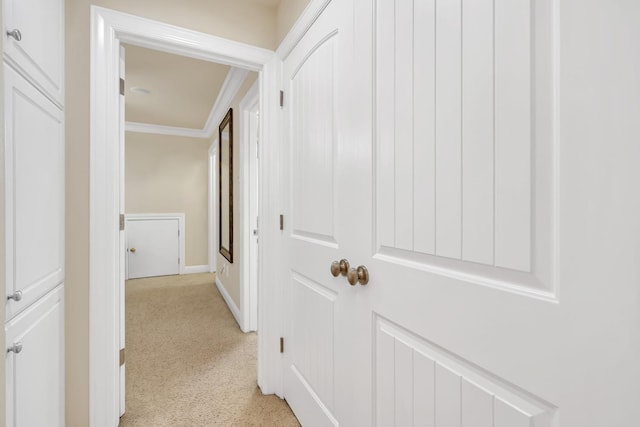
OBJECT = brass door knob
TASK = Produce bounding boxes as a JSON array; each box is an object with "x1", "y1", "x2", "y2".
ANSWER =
[
  {"x1": 129, "y1": 247, "x2": 136, "y2": 253},
  {"x1": 330, "y1": 259, "x2": 350, "y2": 277},
  {"x1": 347, "y1": 266, "x2": 369, "y2": 286}
]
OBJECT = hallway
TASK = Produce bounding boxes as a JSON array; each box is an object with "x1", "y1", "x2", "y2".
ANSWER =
[{"x1": 119, "y1": 273, "x2": 299, "y2": 426}]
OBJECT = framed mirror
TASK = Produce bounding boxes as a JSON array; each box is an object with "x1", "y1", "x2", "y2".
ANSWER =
[{"x1": 219, "y1": 108, "x2": 233, "y2": 263}]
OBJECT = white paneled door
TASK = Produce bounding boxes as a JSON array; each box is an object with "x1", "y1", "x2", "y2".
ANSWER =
[
  {"x1": 126, "y1": 218, "x2": 180, "y2": 279},
  {"x1": 282, "y1": 0, "x2": 640, "y2": 426}
]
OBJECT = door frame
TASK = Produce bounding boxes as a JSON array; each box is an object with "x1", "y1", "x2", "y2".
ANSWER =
[
  {"x1": 89, "y1": 7, "x2": 284, "y2": 426},
  {"x1": 208, "y1": 142, "x2": 217, "y2": 273},
  {"x1": 239, "y1": 80, "x2": 259, "y2": 332}
]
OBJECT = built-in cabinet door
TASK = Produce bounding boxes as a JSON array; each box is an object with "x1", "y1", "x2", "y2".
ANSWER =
[
  {"x1": 2, "y1": 0, "x2": 64, "y2": 105},
  {"x1": 4, "y1": 64, "x2": 64, "y2": 321},
  {"x1": 5, "y1": 285, "x2": 64, "y2": 427}
]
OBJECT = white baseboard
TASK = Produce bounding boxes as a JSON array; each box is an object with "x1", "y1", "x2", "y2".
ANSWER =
[
  {"x1": 183, "y1": 265, "x2": 209, "y2": 274},
  {"x1": 215, "y1": 277, "x2": 244, "y2": 331}
]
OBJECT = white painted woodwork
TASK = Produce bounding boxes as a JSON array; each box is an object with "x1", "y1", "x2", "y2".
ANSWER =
[
  {"x1": 374, "y1": 0, "x2": 551, "y2": 295},
  {"x1": 375, "y1": 318, "x2": 554, "y2": 427},
  {"x1": 282, "y1": 0, "x2": 640, "y2": 425},
  {"x1": 126, "y1": 217, "x2": 180, "y2": 279},
  {"x1": 240, "y1": 80, "x2": 260, "y2": 333},
  {"x1": 290, "y1": 33, "x2": 336, "y2": 245},
  {"x1": 118, "y1": 45, "x2": 126, "y2": 417},
  {"x1": 281, "y1": 1, "x2": 352, "y2": 424},
  {"x1": 90, "y1": 9, "x2": 280, "y2": 421},
  {"x1": 3, "y1": 0, "x2": 64, "y2": 106},
  {"x1": 5, "y1": 285, "x2": 64, "y2": 427},
  {"x1": 4, "y1": 64, "x2": 64, "y2": 321}
]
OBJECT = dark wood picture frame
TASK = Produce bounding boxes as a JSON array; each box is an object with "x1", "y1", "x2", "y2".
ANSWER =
[{"x1": 218, "y1": 108, "x2": 233, "y2": 263}]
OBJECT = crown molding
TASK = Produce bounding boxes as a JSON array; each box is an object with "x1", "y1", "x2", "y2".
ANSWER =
[
  {"x1": 203, "y1": 67, "x2": 249, "y2": 137},
  {"x1": 125, "y1": 121, "x2": 208, "y2": 138}
]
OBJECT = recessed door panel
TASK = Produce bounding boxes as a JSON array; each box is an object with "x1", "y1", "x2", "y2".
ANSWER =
[
  {"x1": 290, "y1": 34, "x2": 337, "y2": 246},
  {"x1": 4, "y1": 65, "x2": 64, "y2": 321},
  {"x1": 374, "y1": 0, "x2": 554, "y2": 296}
]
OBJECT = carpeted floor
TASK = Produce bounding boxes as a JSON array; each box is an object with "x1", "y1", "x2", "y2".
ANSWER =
[{"x1": 119, "y1": 273, "x2": 300, "y2": 426}]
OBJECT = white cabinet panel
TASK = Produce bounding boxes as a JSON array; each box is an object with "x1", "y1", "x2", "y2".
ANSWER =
[
  {"x1": 3, "y1": 0, "x2": 64, "y2": 105},
  {"x1": 4, "y1": 64, "x2": 64, "y2": 320},
  {"x1": 5, "y1": 285, "x2": 64, "y2": 427}
]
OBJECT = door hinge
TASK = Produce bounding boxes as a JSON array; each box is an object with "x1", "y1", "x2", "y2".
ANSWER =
[
  {"x1": 279, "y1": 90, "x2": 284, "y2": 108},
  {"x1": 279, "y1": 214, "x2": 284, "y2": 230},
  {"x1": 280, "y1": 337, "x2": 284, "y2": 353},
  {"x1": 119, "y1": 348, "x2": 125, "y2": 366},
  {"x1": 119, "y1": 78, "x2": 125, "y2": 96},
  {"x1": 178, "y1": 257, "x2": 180, "y2": 264},
  {"x1": 119, "y1": 214, "x2": 125, "y2": 231}
]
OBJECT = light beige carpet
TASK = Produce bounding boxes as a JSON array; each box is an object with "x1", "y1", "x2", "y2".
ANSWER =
[{"x1": 119, "y1": 273, "x2": 300, "y2": 427}]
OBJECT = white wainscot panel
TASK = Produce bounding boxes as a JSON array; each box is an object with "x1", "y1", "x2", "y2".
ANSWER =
[
  {"x1": 374, "y1": 0, "x2": 556, "y2": 297},
  {"x1": 291, "y1": 273, "x2": 337, "y2": 412},
  {"x1": 290, "y1": 35, "x2": 337, "y2": 246},
  {"x1": 374, "y1": 316, "x2": 556, "y2": 427}
]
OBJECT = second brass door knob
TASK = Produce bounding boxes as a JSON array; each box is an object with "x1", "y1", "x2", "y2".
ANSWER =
[
  {"x1": 330, "y1": 259, "x2": 350, "y2": 277},
  {"x1": 347, "y1": 266, "x2": 369, "y2": 286}
]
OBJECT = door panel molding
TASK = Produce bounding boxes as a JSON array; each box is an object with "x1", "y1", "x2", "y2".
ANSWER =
[
  {"x1": 374, "y1": 315, "x2": 557, "y2": 427},
  {"x1": 372, "y1": 0, "x2": 559, "y2": 299}
]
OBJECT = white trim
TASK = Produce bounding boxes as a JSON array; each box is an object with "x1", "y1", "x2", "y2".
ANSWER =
[
  {"x1": 125, "y1": 213, "x2": 186, "y2": 277},
  {"x1": 239, "y1": 80, "x2": 260, "y2": 333},
  {"x1": 125, "y1": 122, "x2": 209, "y2": 139},
  {"x1": 215, "y1": 277, "x2": 242, "y2": 330},
  {"x1": 90, "y1": 7, "x2": 281, "y2": 426},
  {"x1": 276, "y1": 0, "x2": 332, "y2": 61},
  {"x1": 183, "y1": 264, "x2": 210, "y2": 274},
  {"x1": 203, "y1": 67, "x2": 249, "y2": 137},
  {"x1": 124, "y1": 67, "x2": 249, "y2": 139},
  {"x1": 208, "y1": 141, "x2": 217, "y2": 273}
]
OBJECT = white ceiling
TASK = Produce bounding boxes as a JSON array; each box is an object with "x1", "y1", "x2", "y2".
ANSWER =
[{"x1": 123, "y1": 43, "x2": 232, "y2": 130}]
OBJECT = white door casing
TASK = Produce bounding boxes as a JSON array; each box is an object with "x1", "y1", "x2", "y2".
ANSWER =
[
  {"x1": 90, "y1": 8, "x2": 281, "y2": 425},
  {"x1": 282, "y1": 0, "x2": 640, "y2": 426},
  {"x1": 118, "y1": 45, "x2": 126, "y2": 417},
  {"x1": 240, "y1": 80, "x2": 260, "y2": 332},
  {"x1": 125, "y1": 216, "x2": 182, "y2": 279}
]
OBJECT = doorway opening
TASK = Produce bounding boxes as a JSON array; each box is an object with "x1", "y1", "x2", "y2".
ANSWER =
[{"x1": 89, "y1": 7, "x2": 285, "y2": 425}]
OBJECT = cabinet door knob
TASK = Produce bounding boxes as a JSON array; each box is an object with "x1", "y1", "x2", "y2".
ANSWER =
[
  {"x1": 129, "y1": 247, "x2": 136, "y2": 253},
  {"x1": 6, "y1": 29, "x2": 22, "y2": 41},
  {"x1": 7, "y1": 342, "x2": 22, "y2": 354},
  {"x1": 7, "y1": 290, "x2": 22, "y2": 302}
]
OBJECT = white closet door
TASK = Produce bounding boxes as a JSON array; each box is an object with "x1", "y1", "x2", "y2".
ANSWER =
[
  {"x1": 5, "y1": 285, "x2": 64, "y2": 427},
  {"x1": 4, "y1": 64, "x2": 64, "y2": 321}
]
